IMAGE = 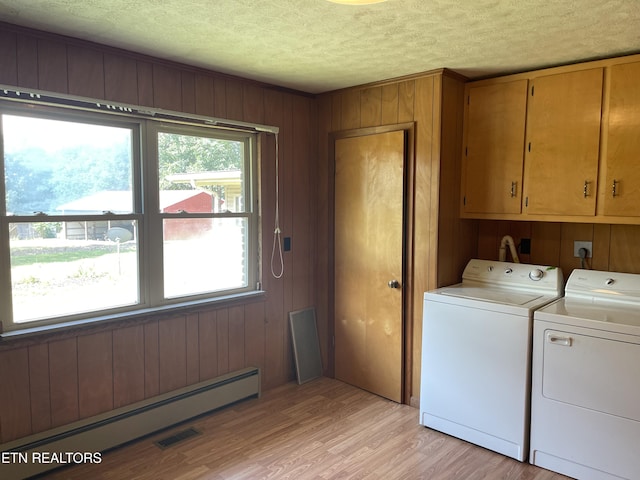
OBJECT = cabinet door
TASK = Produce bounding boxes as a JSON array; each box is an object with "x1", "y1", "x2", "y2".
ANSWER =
[
  {"x1": 462, "y1": 80, "x2": 528, "y2": 214},
  {"x1": 603, "y1": 61, "x2": 640, "y2": 217},
  {"x1": 524, "y1": 68, "x2": 603, "y2": 216}
]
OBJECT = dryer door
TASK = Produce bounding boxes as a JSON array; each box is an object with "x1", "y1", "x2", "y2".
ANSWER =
[{"x1": 542, "y1": 328, "x2": 640, "y2": 420}]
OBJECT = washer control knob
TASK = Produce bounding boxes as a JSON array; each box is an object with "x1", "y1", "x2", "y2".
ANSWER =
[
  {"x1": 529, "y1": 269, "x2": 544, "y2": 281},
  {"x1": 605, "y1": 278, "x2": 615, "y2": 286},
  {"x1": 505, "y1": 268, "x2": 513, "y2": 274}
]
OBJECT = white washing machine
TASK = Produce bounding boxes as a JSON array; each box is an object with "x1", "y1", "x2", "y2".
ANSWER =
[
  {"x1": 530, "y1": 269, "x2": 640, "y2": 480},
  {"x1": 420, "y1": 259, "x2": 563, "y2": 461}
]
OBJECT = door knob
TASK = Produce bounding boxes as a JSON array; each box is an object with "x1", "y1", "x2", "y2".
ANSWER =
[{"x1": 387, "y1": 279, "x2": 400, "y2": 289}]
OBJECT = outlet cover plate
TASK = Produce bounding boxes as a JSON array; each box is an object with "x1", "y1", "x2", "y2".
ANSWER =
[{"x1": 573, "y1": 241, "x2": 593, "y2": 258}]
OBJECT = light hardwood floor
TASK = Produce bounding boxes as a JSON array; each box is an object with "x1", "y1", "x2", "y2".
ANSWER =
[{"x1": 46, "y1": 377, "x2": 569, "y2": 479}]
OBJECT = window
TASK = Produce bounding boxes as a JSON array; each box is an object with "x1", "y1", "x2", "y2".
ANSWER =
[
  {"x1": 0, "y1": 102, "x2": 259, "y2": 332},
  {"x1": 151, "y1": 125, "x2": 257, "y2": 300}
]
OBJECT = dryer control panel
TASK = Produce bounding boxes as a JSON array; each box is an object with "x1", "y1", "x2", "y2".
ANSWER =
[{"x1": 565, "y1": 269, "x2": 640, "y2": 304}]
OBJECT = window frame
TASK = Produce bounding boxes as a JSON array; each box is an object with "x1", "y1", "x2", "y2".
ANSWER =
[
  {"x1": 0, "y1": 99, "x2": 262, "y2": 334},
  {"x1": 145, "y1": 121, "x2": 260, "y2": 305}
]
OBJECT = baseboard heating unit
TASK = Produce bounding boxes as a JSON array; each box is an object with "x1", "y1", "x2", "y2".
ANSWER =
[{"x1": 0, "y1": 367, "x2": 260, "y2": 480}]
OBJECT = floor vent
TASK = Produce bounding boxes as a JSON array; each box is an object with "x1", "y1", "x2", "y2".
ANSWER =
[
  {"x1": 155, "y1": 427, "x2": 201, "y2": 449},
  {"x1": 0, "y1": 367, "x2": 260, "y2": 480}
]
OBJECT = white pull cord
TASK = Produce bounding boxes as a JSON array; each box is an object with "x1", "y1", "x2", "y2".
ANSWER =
[{"x1": 270, "y1": 133, "x2": 284, "y2": 278}]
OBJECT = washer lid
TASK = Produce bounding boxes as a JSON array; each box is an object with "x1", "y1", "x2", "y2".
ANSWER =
[{"x1": 441, "y1": 286, "x2": 543, "y2": 306}]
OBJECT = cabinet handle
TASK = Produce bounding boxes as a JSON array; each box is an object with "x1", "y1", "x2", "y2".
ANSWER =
[
  {"x1": 612, "y1": 179, "x2": 618, "y2": 197},
  {"x1": 510, "y1": 181, "x2": 517, "y2": 198},
  {"x1": 583, "y1": 180, "x2": 590, "y2": 198}
]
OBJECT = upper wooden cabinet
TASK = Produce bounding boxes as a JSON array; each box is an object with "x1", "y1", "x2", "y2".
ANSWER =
[
  {"x1": 461, "y1": 79, "x2": 528, "y2": 214},
  {"x1": 460, "y1": 54, "x2": 640, "y2": 224},
  {"x1": 601, "y1": 61, "x2": 640, "y2": 217},
  {"x1": 523, "y1": 68, "x2": 604, "y2": 216}
]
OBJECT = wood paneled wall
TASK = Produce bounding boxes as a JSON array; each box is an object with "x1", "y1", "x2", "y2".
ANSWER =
[
  {"x1": 7, "y1": 20, "x2": 637, "y2": 446},
  {"x1": 0, "y1": 23, "x2": 317, "y2": 444},
  {"x1": 316, "y1": 71, "x2": 474, "y2": 405},
  {"x1": 315, "y1": 71, "x2": 640, "y2": 407},
  {"x1": 476, "y1": 221, "x2": 640, "y2": 278}
]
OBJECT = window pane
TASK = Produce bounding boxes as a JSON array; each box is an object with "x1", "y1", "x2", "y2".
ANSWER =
[
  {"x1": 163, "y1": 218, "x2": 248, "y2": 298},
  {"x1": 3, "y1": 114, "x2": 133, "y2": 215},
  {"x1": 158, "y1": 132, "x2": 245, "y2": 213},
  {"x1": 10, "y1": 221, "x2": 139, "y2": 323}
]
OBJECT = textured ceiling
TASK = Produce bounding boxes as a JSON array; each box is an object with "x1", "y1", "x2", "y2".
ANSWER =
[{"x1": 1, "y1": 0, "x2": 639, "y2": 94}]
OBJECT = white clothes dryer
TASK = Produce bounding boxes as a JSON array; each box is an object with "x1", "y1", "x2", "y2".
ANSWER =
[
  {"x1": 530, "y1": 269, "x2": 640, "y2": 480},
  {"x1": 420, "y1": 259, "x2": 563, "y2": 461}
]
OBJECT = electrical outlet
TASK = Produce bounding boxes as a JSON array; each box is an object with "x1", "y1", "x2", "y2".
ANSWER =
[{"x1": 573, "y1": 241, "x2": 592, "y2": 258}]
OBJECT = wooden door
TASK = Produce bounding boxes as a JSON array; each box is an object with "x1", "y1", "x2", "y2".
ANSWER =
[
  {"x1": 462, "y1": 79, "x2": 528, "y2": 214},
  {"x1": 523, "y1": 68, "x2": 603, "y2": 216},
  {"x1": 603, "y1": 61, "x2": 640, "y2": 217},
  {"x1": 334, "y1": 130, "x2": 404, "y2": 403}
]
